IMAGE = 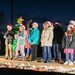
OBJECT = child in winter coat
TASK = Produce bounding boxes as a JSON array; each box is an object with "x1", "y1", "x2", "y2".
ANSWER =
[
  {"x1": 28, "y1": 22, "x2": 40, "y2": 61},
  {"x1": 53, "y1": 21, "x2": 64, "y2": 62},
  {"x1": 41, "y1": 21, "x2": 54, "y2": 63},
  {"x1": 4, "y1": 24, "x2": 14, "y2": 60},
  {"x1": 69, "y1": 20, "x2": 75, "y2": 63},
  {"x1": 62, "y1": 25, "x2": 75, "y2": 65},
  {"x1": 14, "y1": 24, "x2": 26, "y2": 60}
]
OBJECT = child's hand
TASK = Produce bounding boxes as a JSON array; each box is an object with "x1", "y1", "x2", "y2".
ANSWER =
[
  {"x1": 14, "y1": 34, "x2": 18, "y2": 38},
  {"x1": 31, "y1": 42, "x2": 34, "y2": 45},
  {"x1": 30, "y1": 42, "x2": 34, "y2": 45}
]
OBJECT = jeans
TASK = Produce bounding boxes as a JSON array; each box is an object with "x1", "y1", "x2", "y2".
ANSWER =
[
  {"x1": 53, "y1": 44, "x2": 61, "y2": 59},
  {"x1": 43, "y1": 46, "x2": 52, "y2": 62},
  {"x1": 65, "y1": 52, "x2": 74, "y2": 62},
  {"x1": 27, "y1": 48, "x2": 31, "y2": 54}
]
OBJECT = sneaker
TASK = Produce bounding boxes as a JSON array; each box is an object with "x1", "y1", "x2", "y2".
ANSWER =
[
  {"x1": 5, "y1": 57, "x2": 8, "y2": 59},
  {"x1": 13, "y1": 56, "x2": 18, "y2": 60},
  {"x1": 68, "y1": 62, "x2": 73, "y2": 66},
  {"x1": 57, "y1": 58, "x2": 61, "y2": 62},
  {"x1": 34, "y1": 60, "x2": 37, "y2": 62},
  {"x1": 10, "y1": 57, "x2": 13, "y2": 60},
  {"x1": 68, "y1": 60, "x2": 70, "y2": 63},
  {"x1": 41, "y1": 59, "x2": 43, "y2": 62},
  {"x1": 73, "y1": 61, "x2": 75, "y2": 64},
  {"x1": 64, "y1": 61, "x2": 69, "y2": 65},
  {"x1": 44, "y1": 61, "x2": 47, "y2": 63},
  {"x1": 47, "y1": 60, "x2": 52, "y2": 63}
]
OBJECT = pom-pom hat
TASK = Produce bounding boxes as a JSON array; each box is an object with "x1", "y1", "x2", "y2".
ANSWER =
[
  {"x1": 32, "y1": 22, "x2": 38, "y2": 27},
  {"x1": 46, "y1": 21, "x2": 53, "y2": 26},
  {"x1": 69, "y1": 20, "x2": 75, "y2": 25},
  {"x1": 7, "y1": 24, "x2": 13, "y2": 28},
  {"x1": 20, "y1": 21, "x2": 26, "y2": 29}
]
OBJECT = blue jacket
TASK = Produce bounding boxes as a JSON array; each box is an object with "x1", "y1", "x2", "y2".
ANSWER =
[{"x1": 28, "y1": 28, "x2": 40, "y2": 44}]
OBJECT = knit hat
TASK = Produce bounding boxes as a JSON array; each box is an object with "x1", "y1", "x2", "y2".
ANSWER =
[
  {"x1": 7, "y1": 24, "x2": 13, "y2": 28},
  {"x1": 47, "y1": 21, "x2": 53, "y2": 26},
  {"x1": 69, "y1": 20, "x2": 75, "y2": 25},
  {"x1": 20, "y1": 21, "x2": 26, "y2": 29},
  {"x1": 32, "y1": 22, "x2": 38, "y2": 27},
  {"x1": 55, "y1": 21, "x2": 61, "y2": 26}
]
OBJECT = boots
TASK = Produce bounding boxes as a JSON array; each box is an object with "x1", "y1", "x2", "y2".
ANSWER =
[
  {"x1": 25, "y1": 54, "x2": 29, "y2": 59},
  {"x1": 57, "y1": 57, "x2": 61, "y2": 62},
  {"x1": 5, "y1": 56, "x2": 8, "y2": 59},
  {"x1": 27, "y1": 54, "x2": 32, "y2": 61}
]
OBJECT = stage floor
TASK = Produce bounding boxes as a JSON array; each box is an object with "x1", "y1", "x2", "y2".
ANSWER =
[{"x1": 0, "y1": 56, "x2": 75, "y2": 69}]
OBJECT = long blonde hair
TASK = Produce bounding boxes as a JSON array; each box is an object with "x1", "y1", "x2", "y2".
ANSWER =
[{"x1": 67, "y1": 26, "x2": 74, "y2": 35}]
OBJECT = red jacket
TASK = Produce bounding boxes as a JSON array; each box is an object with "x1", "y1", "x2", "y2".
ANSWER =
[{"x1": 25, "y1": 28, "x2": 31, "y2": 48}]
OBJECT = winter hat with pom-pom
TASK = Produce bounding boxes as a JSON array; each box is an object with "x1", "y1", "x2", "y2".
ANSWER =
[
  {"x1": 46, "y1": 21, "x2": 53, "y2": 26},
  {"x1": 7, "y1": 24, "x2": 13, "y2": 28},
  {"x1": 69, "y1": 20, "x2": 75, "y2": 25},
  {"x1": 32, "y1": 22, "x2": 38, "y2": 27}
]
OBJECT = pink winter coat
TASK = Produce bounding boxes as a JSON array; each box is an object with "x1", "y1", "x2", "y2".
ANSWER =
[{"x1": 25, "y1": 28, "x2": 31, "y2": 48}]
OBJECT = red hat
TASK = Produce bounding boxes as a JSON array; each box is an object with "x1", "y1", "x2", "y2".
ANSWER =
[
  {"x1": 21, "y1": 21, "x2": 26, "y2": 25},
  {"x1": 7, "y1": 24, "x2": 13, "y2": 28},
  {"x1": 47, "y1": 21, "x2": 53, "y2": 26},
  {"x1": 69, "y1": 20, "x2": 75, "y2": 25},
  {"x1": 20, "y1": 21, "x2": 26, "y2": 29},
  {"x1": 74, "y1": 27, "x2": 75, "y2": 31}
]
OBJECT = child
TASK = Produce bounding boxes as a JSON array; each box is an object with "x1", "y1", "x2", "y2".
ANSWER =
[
  {"x1": 15, "y1": 23, "x2": 26, "y2": 60},
  {"x1": 69, "y1": 20, "x2": 75, "y2": 63},
  {"x1": 25, "y1": 21, "x2": 32, "y2": 60},
  {"x1": 41, "y1": 21, "x2": 54, "y2": 63},
  {"x1": 4, "y1": 24, "x2": 14, "y2": 60},
  {"x1": 53, "y1": 21, "x2": 64, "y2": 62},
  {"x1": 28, "y1": 22, "x2": 40, "y2": 61},
  {"x1": 62, "y1": 25, "x2": 74, "y2": 65}
]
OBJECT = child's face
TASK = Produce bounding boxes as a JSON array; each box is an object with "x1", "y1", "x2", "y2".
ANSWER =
[
  {"x1": 32, "y1": 24, "x2": 37, "y2": 28},
  {"x1": 45, "y1": 22, "x2": 50, "y2": 28},
  {"x1": 7, "y1": 27, "x2": 12, "y2": 31},
  {"x1": 19, "y1": 26, "x2": 23, "y2": 31},
  {"x1": 67, "y1": 26, "x2": 72, "y2": 31}
]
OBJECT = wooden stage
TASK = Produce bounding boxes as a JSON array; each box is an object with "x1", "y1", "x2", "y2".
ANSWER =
[{"x1": 0, "y1": 56, "x2": 75, "y2": 69}]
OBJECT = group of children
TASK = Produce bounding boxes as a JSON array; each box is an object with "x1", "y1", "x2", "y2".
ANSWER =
[
  {"x1": 3, "y1": 16, "x2": 75, "y2": 65},
  {"x1": 4, "y1": 17, "x2": 40, "y2": 62}
]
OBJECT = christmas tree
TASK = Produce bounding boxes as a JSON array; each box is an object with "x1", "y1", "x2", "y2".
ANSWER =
[{"x1": 13, "y1": 16, "x2": 24, "y2": 34}]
